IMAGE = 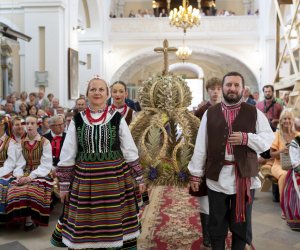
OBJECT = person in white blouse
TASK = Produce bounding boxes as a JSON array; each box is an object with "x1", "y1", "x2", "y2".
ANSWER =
[
  {"x1": 52, "y1": 76, "x2": 146, "y2": 249},
  {"x1": 0, "y1": 115, "x2": 23, "y2": 225},
  {"x1": 188, "y1": 72, "x2": 274, "y2": 249},
  {"x1": 6, "y1": 115, "x2": 53, "y2": 231}
]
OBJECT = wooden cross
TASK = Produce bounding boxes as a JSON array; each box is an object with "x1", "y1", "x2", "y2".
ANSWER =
[{"x1": 154, "y1": 39, "x2": 178, "y2": 75}]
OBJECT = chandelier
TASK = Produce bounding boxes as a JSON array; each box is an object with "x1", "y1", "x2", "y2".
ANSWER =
[
  {"x1": 176, "y1": 46, "x2": 192, "y2": 62},
  {"x1": 169, "y1": 0, "x2": 200, "y2": 33}
]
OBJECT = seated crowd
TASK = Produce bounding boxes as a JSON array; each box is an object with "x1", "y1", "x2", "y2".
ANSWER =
[{"x1": 0, "y1": 79, "x2": 300, "y2": 234}]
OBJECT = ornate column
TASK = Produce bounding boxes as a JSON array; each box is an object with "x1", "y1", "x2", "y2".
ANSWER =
[
  {"x1": 115, "y1": 0, "x2": 125, "y2": 18},
  {"x1": 243, "y1": 0, "x2": 253, "y2": 15},
  {"x1": 167, "y1": 0, "x2": 171, "y2": 12}
]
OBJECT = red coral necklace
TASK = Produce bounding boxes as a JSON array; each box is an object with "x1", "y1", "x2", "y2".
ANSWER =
[{"x1": 85, "y1": 106, "x2": 108, "y2": 124}]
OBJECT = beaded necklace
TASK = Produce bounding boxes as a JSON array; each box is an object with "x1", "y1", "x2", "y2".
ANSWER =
[
  {"x1": 111, "y1": 104, "x2": 128, "y2": 117},
  {"x1": 85, "y1": 105, "x2": 109, "y2": 124}
]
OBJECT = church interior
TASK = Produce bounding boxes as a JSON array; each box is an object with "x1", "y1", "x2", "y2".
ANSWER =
[{"x1": 1, "y1": 0, "x2": 300, "y2": 249}]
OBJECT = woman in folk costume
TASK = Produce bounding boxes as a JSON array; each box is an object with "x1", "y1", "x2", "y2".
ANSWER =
[
  {"x1": 6, "y1": 115, "x2": 53, "y2": 231},
  {"x1": 281, "y1": 135, "x2": 300, "y2": 230},
  {"x1": 0, "y1": 114, "x2": 22, "y2": 225},
  {"x1": 110, "y1": 80, "x2": 149, "y2": 209},
  {"x1": 55, "y1": 76, "x2": 146, "y2": 249},
  {"x1": 270, "y1": 110, "x2": 300, "y2": 204}
]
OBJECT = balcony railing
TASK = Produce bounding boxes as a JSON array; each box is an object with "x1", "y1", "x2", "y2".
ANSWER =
[{"x1": 109, "y1": 16, "x2": 259, "y2": 38}]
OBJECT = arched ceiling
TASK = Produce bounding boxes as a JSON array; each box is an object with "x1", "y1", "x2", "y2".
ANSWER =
[{"x1": 112, "y1": 47, "x2": 258, "y2": 91}]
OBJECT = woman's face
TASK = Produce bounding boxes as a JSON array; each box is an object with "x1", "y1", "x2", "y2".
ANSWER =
[
  {"x1": 29, "y1": 94, "x2": 35, "y2": 101},
  {"x1": 20, "y1": 104, "x2": 27, "y2": 112},
  {"x1": 111, "y1": 83, "x2": 127, "y2": 106},
  {"x1": 87, "y1": 79, "x2": 108, "y2": 107},
  {"x1": 29, "y1": 106, "x2": 37, "y2": 115},
  {"x1": 281, "y1": 115, "x2": 294, "y2": 129},
  {"x1": 26, "y1": 117, "x2": 38, "y2": 137}
]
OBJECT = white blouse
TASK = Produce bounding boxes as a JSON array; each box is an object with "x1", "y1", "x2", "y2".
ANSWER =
[
  {"x1": 290, "y1": 139, "x2": 300, "y2": 168},
  {"x1": 0, "y1": 135, "x2": 23, "y2": 177},
  {"x1": 58, "y1": 110, "x2": 139, "y2": 167}
]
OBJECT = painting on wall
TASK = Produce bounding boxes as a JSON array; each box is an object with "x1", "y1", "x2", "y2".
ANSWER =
[{"x1": 68, "y1": 48, "x2": 79, "y2": 100}]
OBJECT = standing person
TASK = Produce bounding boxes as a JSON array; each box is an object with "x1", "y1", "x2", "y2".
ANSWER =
[
  {"x1": 6, "y1": 115, "x2": 53, "y2": 230},
  {"x1": 110, "y1": 81, "x2": 135, "y2": 124},
  {"x1": 281, "y1": 135, "x2": 300, "y2": 229},
  {"x1": 194, "y1": 77, "x2": 222, "y2": 120},
  {"x1": 54, "y1": 76, "x2": 145, "y2": 249},
  {"x1": 0, "y1": 115, "x2": 22, "y2": 225},
  {"x1": 37, "y1": 90, "x2": 50, "y2": 110},
  {"x1": 243, "y1": 86, "x2": 256, "y2": 105},
  {"x1": 110, "y1": 80, "x2": 149, "y2": 208},
  {"x1": 191, "y1": 77, "x2": 222, "y2": 248},
  {"x1": 188, "y1": 72, "x2": 274, "y2": 249},
  {"x1": 256, "y1": 85, "x2": 283, "y2": 131}
]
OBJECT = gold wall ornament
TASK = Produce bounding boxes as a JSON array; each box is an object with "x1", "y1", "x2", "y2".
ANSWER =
[
  {"x1": 129, "y1": 40, "x2": 200, "y2": 187},
  {"x1": 169, "y1": 0, "x2": 201, "y2": 33}
]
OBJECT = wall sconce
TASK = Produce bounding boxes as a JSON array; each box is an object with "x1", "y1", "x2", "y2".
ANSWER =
[{"x1": 73, "y1": 25, "x2": 85, "y2": 34}]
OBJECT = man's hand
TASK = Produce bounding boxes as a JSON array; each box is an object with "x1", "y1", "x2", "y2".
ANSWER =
[
  {"x1": 228, "y1": 132, "x2": 242, "y2": 145},
  {"x1": 139, "y1": 183, "x2": 146, "y2": 194},
  {"x1": 190, "y1": 181, "x2": 200, "y2": 192}
]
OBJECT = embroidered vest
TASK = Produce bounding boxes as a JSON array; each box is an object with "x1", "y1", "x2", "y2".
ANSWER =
[
  {"x1": 74, "y1": 111, "x2": 123, "y2": 162},
  {"x1": 206, "y1": 102, "x2": 258, "y2": 181},
  {"x1": 21, "y1": 137, "x2": 45, "y2": 176},
  {"x1": 0, "y1": 136, "x2": 11, "y2": 167}
]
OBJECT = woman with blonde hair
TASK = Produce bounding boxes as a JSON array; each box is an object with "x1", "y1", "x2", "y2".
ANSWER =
[
  {"x1": 270, "y1": 109, "x2": 300, "y2": 204},
  {"x1": 52, "y1": 76, "x2": 145, "y2": 249}
]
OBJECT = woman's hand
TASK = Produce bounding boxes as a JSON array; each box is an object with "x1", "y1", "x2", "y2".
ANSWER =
[
  {"x1": 138, "y1": 183, "x2": 146, "y2": 194},
  {"x1": 60, "y1": 191, "x2": 69, "y2": 203},
  {"x1": 17, "y1": 176, "x2": 32, "y2": 185}
]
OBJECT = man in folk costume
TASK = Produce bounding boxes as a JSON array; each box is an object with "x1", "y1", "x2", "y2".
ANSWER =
[
  {"x1": 189, "y1": 72, "x2": 274, "y2": 249},
  {"x1": 43, "y1": 115, "x2": 66, "y2": 168}
]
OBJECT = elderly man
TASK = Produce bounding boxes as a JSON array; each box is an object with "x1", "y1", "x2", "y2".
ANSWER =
[
  {"x1": 75, "y1": 97, "x2": 87, "y2": 113},
  {"x1": 43, "y1": 115, "x2": 66, "y2": 168}
]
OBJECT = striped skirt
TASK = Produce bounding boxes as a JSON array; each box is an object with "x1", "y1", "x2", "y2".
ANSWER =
[
  {"x1": 281, "y1": 170, "x2": 300, "y2": 230},
  {"x1": 61, "y1": 159, "x2": 140, "y2": 249},
  {"x1": 6, "y1": 176, "x2": 53, "y2": 226},
  {"x1": 0, "y1": 176, "x2": 14, "y2": 224}
]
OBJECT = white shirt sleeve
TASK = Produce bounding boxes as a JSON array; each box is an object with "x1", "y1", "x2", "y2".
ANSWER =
[
  {"x1": 58, "y1": 119, "x2": 77, "y2": 166},
  {"x1": 119, "y1": 118, "x2": 139, "y2": 162},
  {"x1": 188, "y1": 111, "x2": 208, "y2": 177},
  {"x1": 29, "y1": 139, "x2": 53, "y2": 179},
  {"x1": 247, "y1": 109, "x2": 275, "y2": 154},
  {"x1": 0, "y1": 140, "x2": 19, "y2": 177},
  {"x1": 289, "y1": 140, "x2": 300, "y2": 168},
  {"x1": 12, "y1": 143, "x2": 26, "y2": 177}
]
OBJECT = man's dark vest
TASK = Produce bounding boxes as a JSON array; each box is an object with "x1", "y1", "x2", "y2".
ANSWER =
[
  {"x1": 206, "y1": 102, "x2": 258, "y2": 181},
  {"x1": 43, "y1": 132, "x2": 66, "y2": 166}
]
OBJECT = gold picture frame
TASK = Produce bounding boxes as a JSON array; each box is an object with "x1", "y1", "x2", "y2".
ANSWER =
[{"x1": 68, "y1": 48, "x2": 79, "y2": 100}]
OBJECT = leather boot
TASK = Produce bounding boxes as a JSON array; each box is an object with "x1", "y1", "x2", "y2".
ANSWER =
[
  {"x1": 200, "y1": 213, "x2": 211, "y2": 247},
  {"x1": 272, "y1": 183, "x2": 279, "y2": 202},
  {"x1": 231, "y1": 234, "x2": 246, "y2": 250},
  {"x1": 210, "y1": 237, "x2": 225, "y2": 250}
]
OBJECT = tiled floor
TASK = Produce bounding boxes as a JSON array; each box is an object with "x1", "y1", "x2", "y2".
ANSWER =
[{"x1": 0, "y1": 190, "x2": 299, "y2": 250}]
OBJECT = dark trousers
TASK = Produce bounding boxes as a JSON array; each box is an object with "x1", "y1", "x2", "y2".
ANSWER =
[{"x1": 207, "y1": 188, "x2": 255, "y2": 250}]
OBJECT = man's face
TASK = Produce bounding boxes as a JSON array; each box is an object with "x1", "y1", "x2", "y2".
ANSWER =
[
  {"x1": 207, "y1": 86, "x2": 222, "y2": 102},
  {"x1": 50, "y1": 119, "x2": 65, "y2": 135},
  {"x1": 13, "y1": 120, "x2": 25, "y2": 137},
  {"x1": 52, "y1": 99, "x2": 59, "y2": 108},
  {"x1": 5, "y1": 103, "x2": 13, "y2": 113},
  {"x1": 263, "y1": 87, "x2": 274, "y2": 100},
  {"x1": 76, "y1": 99, "x2": 87, "y2": 112},
  {"x1": 222, "y1": 76, "x2": 244, "y2": 104},
  {"x1": 38, "y1": 91, "x2": 44, "y2": 99}
]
